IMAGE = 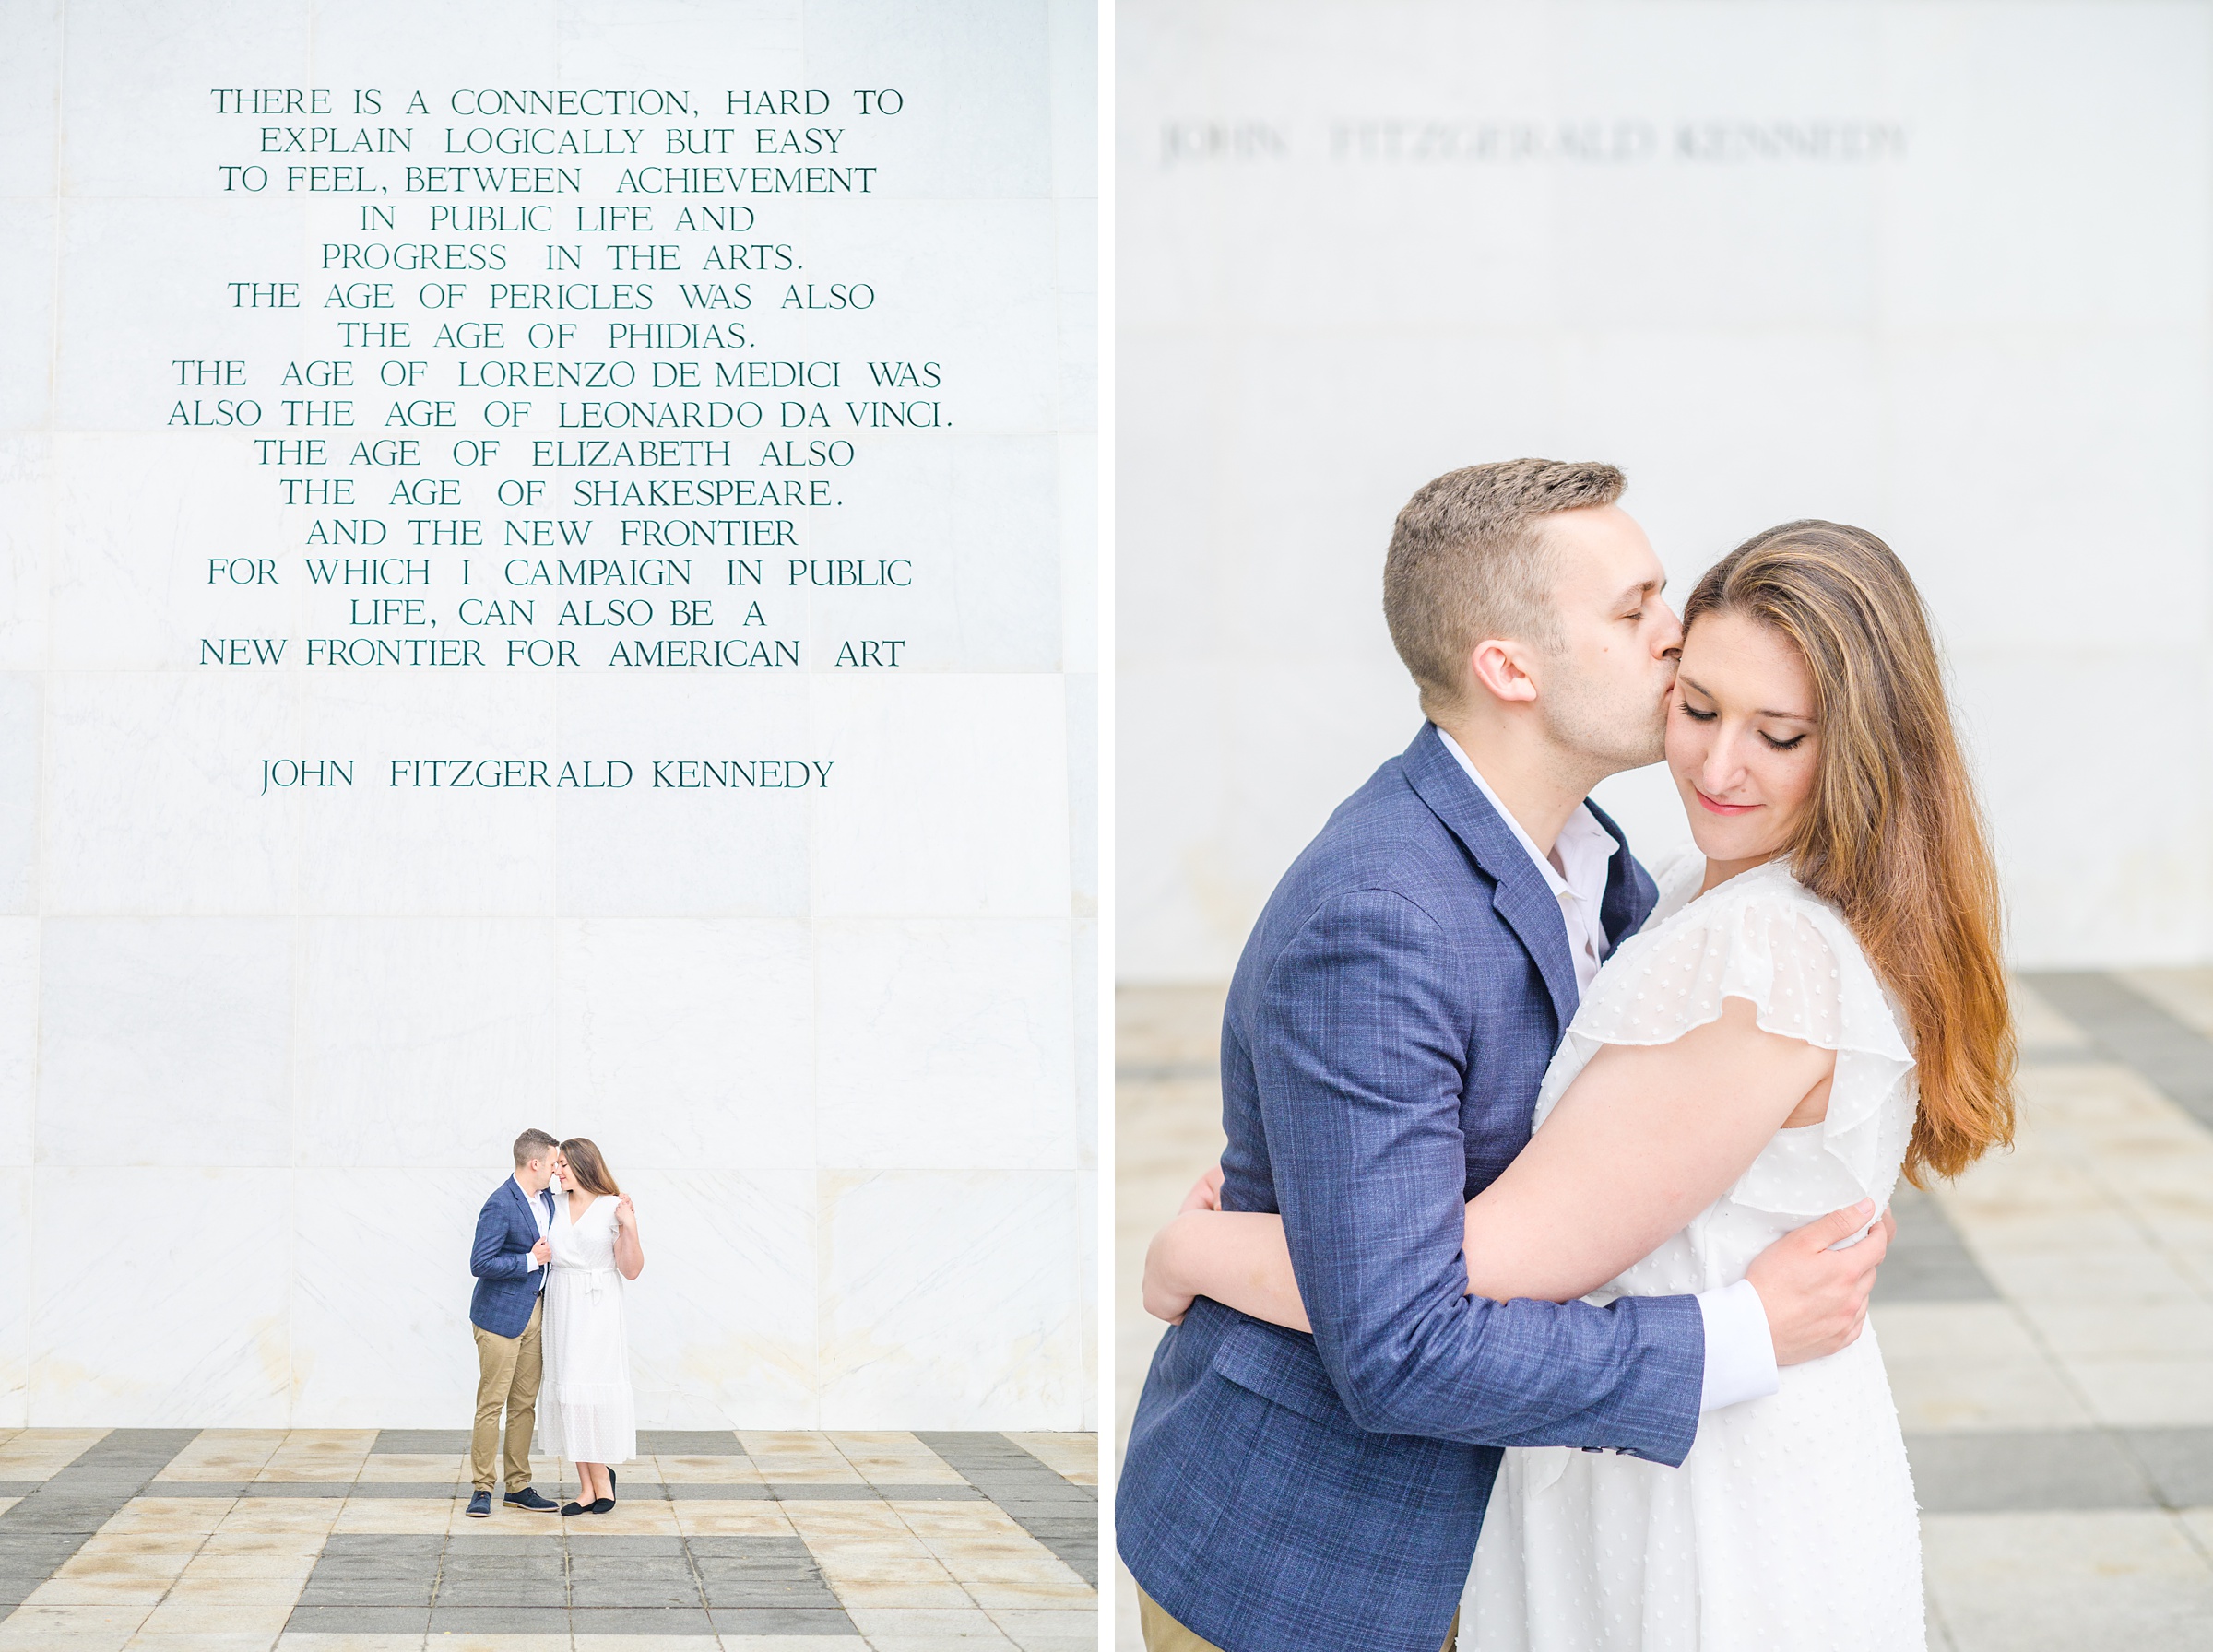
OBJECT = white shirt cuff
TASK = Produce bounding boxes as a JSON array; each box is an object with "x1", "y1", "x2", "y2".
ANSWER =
[
  {"x1": 1696, "y1": 1279, "x2": 1779, "y2": 1411},
  {"x1": 527, "y1": 1254, "x2": 542, "y2": 1272}
]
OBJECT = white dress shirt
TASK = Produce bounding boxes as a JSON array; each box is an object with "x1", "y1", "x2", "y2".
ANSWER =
[
  {"x1": 1438, "y1": 729, "x2": 1780, "y2": 1412},
  {"x1": 516, "y1": 1174, "x2": 552, "y2": 1291}
]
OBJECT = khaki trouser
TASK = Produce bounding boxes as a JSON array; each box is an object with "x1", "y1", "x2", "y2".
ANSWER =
[
  {"x1": 1140, "y1": 1587, "x2": 1458, "y2": 1652},
  {"x1": 470, "y1": 1297, "x2": 543, "y2": 1493}
]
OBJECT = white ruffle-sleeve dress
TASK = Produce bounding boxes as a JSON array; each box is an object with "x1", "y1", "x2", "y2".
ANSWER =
[
  {"x1": 1465, "y1": 853, "x2": 1925, "y2": 1651},
  {"x1": 537, "y1": 1192, "x2": 638, "y2": 1468}
]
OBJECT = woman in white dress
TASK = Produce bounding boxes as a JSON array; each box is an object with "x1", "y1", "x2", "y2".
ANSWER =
[
  {"x1": 539, "y1": 1136, "x2": 644, "y2": 1516},
  {"x1": 1143, "y1": 522, "x2": 2017, "y2": 1649}
]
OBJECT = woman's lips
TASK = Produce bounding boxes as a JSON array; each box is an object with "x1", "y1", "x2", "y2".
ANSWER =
[{"x1": 1695, "y1": 787, "x2": 1758, "y2": 816}]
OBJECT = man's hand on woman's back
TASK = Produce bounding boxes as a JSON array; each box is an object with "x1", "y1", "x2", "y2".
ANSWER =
[{"x1": 1745, "y1": 1200, "x2": 1896, "y2": 1364}]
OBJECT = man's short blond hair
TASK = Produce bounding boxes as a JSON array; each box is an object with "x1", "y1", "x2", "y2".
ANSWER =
[{"x1": 1382, "y1": 458, "x2": 1626, "y2": 718}]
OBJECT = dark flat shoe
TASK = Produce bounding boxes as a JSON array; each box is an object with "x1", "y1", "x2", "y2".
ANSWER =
[
  {"x1": 560, "y1": 1500, "x2": 587, "y2": 1516},
  {"x1": 586, "y1": 1496, "x2": 615, "y2": 1514}
]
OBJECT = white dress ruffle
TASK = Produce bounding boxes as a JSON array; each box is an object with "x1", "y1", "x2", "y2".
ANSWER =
[{"x1": 1466, "y1": 853, "x2": 1925, "y2": 1651}]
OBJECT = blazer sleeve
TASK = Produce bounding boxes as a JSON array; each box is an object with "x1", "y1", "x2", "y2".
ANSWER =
[
  {"x1": 1251, "y1": 887, "x2": 1704, "y2": 1465},
  {"x1": 470, "y1": 1192, "x2": 529, "y2": 1280}
]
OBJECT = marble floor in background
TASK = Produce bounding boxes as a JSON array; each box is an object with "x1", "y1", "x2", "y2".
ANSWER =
[
  {"x1": 1114, "y1": 971, "x2": 2213, "y2": 1652},
  {"x1": 0, "y1": 1427, "x2": 1096, "y2": 1651}
]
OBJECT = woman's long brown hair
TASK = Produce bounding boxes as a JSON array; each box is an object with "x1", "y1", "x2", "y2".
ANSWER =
[
  {"x1": 1683, "y1": 521, "x2": 2016, "y2": 1184},
  {"x1": 560, "y1": 1137, "x2": 621, "y2": 1198}
]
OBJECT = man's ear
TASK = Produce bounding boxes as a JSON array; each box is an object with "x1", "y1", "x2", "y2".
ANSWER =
[{"x1": 1467, "y1": 637, "x2": 1540, "y2": 706}]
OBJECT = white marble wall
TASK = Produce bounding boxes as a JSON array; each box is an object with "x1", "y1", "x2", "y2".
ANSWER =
[
  {"x1": 0, "y1": 0, "x2": 1096, "y2": 1429},
  {"x1": 1120, "y1": 0, "x2": 2213, "y2": 978}
]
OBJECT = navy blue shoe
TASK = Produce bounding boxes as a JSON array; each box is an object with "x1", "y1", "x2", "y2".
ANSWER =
[
  {"x1": 504, "y1": 1487, "x2": 558, "y2": 1511},
  {"x1": 466, "y1": 1490, "x2": 491, "y2": 1518}
]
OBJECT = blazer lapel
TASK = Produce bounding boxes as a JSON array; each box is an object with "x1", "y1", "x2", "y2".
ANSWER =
[{"x1": 1400, "y1": 724, "x2": 1580, "y2": 1033}]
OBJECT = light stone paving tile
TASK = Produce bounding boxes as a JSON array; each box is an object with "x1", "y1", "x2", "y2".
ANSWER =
[
  {"x1": 174, "y1": 1549, "x2": 318, "y2": 1584},
  {"x1": 554, "y1": 1499, "x2": 679, "y2": 1537},
  {"x1": 996, "y1": 1436, "x2": 1096, "y2": 1487},
  {"x1": 1869, "y1": 1302, "x2": 2048, "y2": 1364},
  {"x1": 2060, "y1": 1357, "x2": 2213, "y2": 1427},
  {"x1": 1923, "y1": 1509, "x2": 2213, "y2": 1652},
  {"x1": 120, "y1": 1633, "x2": 284, "y2": 1652},
  {"x1": 2015, "y1": 1300, "x2": 2213, "y2": 1358},
  {"x1": 258, "y1": 1434, "x2": 377, "y2": 1477},
  {"x1": 69, "y1": 1530, "x2": 207, "y2": 1564},
  {"x1": 982, "y1": 1608, "x2": 1092, "y2": 1652},
  {"x1": 326, "y1": 1499, "x2": 455, "y2": 1536},
  {"x1": 0, "y1": 1428, "x2": 109, "y2": 1481},
  {"x1": 669, "y1": 1499, "x2": 795, "y2": 1536},
  {"x1": 350, "y1": 1456, "x2": 461, "y2": 1486},
  {"x1": 740, "y1": 1434, "x2": 867, "y2": 1484},
  {"x1": 650, "y1": 1454, "x2": 764, "y2": 1483},
  {"x1": 132, "y1": 1597, "x2": 292, "y2": 1635},
  {"x1": 1886, "y1": 1353, "x2": 2098, "y2": 1432},
  {"x1": 0, "y1": 1498, "x2": 17, "y2": 1517},
  {"x1": 20, "y1": 1573, "x2": 175, "y2": 1605},
  {"x1": 215, "y1": 1502, "x2": 345, "y2": 1536},
  {"x1": 2012, "y1": 976, "x2": 2093, "y2": 1048},
  {"x1": 102, "y1": 1501, "x2": 238, "y2": 1535},
  {"x1": 155, "y1": 1433, "x2": 287, "y2": 1483},
  {"x1": 829, "y1": 1434, "x2": 968, "y2": 1487},
  {"x1": 272, "y1": 1635, "x2": 427, "y2": 1652},
  {"x1": 1973, "y1": 1246, "x2": 2206, "y2": 1304},
  {"x1": 410, "y1": 1636, "x2": 568, "y2": 1652},
  {"x1": 713, "y1": 1640, "x2": 868, "y2": 1652}
]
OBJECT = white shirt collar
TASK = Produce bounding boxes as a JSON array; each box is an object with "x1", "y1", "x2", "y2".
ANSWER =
[{"x1": 1436, "y1": 727, "x2": 1617, "y2": 908}]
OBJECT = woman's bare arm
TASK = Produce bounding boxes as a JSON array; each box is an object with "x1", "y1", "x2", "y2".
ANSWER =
[{"x1": 1143, "y1": 997, "x2": 1834, "y2": 1329}]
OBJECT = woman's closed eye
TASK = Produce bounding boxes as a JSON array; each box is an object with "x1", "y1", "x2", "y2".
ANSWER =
[{"x1": 1761, "y1": 730, "x2": 1808, "y2": 751}]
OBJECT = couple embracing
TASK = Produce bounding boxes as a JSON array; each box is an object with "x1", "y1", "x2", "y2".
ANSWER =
[
  {"x1": 467, "y1": 1129, "x2": 646, "y2": 1519},
  {"x1": 1120, "y1": 460, "x2": 2015, "y2": 1651}
]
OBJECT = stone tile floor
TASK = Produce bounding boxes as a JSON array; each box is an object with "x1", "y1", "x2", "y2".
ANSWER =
[
  {"x1": 0, "y1": 1427, "x2": 1095, "y2": 1650},
  {"x1": 1114, "y1": 970, "x2": 2213, "y2": 1651}
]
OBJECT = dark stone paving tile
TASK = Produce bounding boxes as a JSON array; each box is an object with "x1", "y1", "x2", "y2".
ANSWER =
[
  {"x1": 430, "y1": 1605, "x2": 579, "y2": 1633},
  {"x1": 321, "y1": 1533, "x2": 445, "y2": 1563},
  {"x1": 567, "y1": 1535, "x2": 686, "y2": 1555},
  {"x1": 638, "y1": 1431, "x2": 742, "y2": 1454},
  {"x1": 2123, "y1": 1428, "x2": 2213, "y2": 1507},
  {"x1": 444, "y1": 1534, "x2": 568, "y2": 1555},
  {"x1": 139, "y1": 1481, "x2": 248, "y2": 1497},
  {"x1": 915, "y1": 1431, "x2": 1099, "y2": 1587},
  {"x1": 285, "y1": 1605, "x2": 433, "y2": 1633},
  {"x1": 1873, "y1": 1185, "x2": 1999, "y2": 1304},
  {"x1": 0, "y1": 1484, "x2": 42, "y2": 1498},
  {"x1": 1908, "y1": 1430, "x2": 2159, "y2": 1512},
  {"x1": 686, "y1": 1536, "x2": 815, "y2": 1559},
  {"x1": 709, "y1": 1606, "x2": 858, "y2": 1634},
  {"x1": 438, "y1": 1581, "x2": 573, "y2": 1608},
  {"x1": 572, "y1": 1578, "x2": 704, "y2": 1609},
  {"x1": 371, "y1": 1428, "x2": 471, "y2": 1454},
  {"x1": 2024, "y1": 971, "x2": 2213, "y2": 1129},
  {"x1": 243, "y1": 1481, "x2": 361, "y2": 1497},
  {"x1": 701, "y1": 1578, "x2": 843, "y2": 1610},
  {"x1": 298, "y1": 1580, "x2": 437, "y2": 1607},
  {"x1": 663, "y1": 1481, "x2": 774, "y2": 1500},
  {"x1": 828, "y1": 1482, "x2": 986, "y2": 1502}
]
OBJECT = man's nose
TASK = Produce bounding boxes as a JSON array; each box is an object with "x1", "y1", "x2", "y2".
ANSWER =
[{"x1": 1651, "y1": 599, "x2": 1684, "y2": 655}]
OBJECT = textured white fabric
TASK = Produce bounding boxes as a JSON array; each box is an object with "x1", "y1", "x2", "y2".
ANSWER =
[
  {"x1": 1466, "y1": 851, "x2": 1925, "y2": 1651},
  {"x1": 537, "y1": 1192, "x2": 637, "y2": 1467},
  {"x1": 1436, "y1": 729, "x2": 1618, "y2": 994}
]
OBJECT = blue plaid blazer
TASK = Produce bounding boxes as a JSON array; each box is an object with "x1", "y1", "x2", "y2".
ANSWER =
[{"x1": 1118, "y1": 724, "x2": 1706, "y2": 1652}]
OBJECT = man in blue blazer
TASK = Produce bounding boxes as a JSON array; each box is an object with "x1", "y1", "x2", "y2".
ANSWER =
[
  {"x1": 467, "y1": 1127, "x2": 564, "y2": 1518},
  {"x1": 1118, "y1": 462, "x2": 1893, "y2": 1652}
]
